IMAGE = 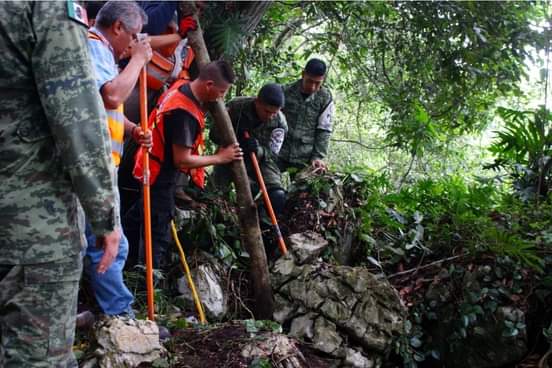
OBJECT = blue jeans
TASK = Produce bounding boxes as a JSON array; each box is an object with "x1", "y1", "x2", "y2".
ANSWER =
[{"x1": 84, "y1": 223, "x2": 134, "y2": 316}]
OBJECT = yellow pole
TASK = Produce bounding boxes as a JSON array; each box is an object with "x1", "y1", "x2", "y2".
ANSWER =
[{"x1": 170, "y1": 220, "x2": 207, "y2": 324}]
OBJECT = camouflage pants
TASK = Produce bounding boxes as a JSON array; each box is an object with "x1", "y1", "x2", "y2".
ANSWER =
[{"x1": 0, "y1": 254, "x2": 82, "y2": 367}]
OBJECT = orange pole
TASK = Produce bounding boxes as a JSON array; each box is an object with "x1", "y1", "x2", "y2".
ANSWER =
[
  {"x1": 139, "y1": 67, "x2": 155, "y2": 320},
  {"x1": 244, "y1": 132, "x2": 287, "y2": 254}
]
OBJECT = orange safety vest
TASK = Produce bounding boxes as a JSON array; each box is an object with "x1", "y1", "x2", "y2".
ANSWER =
[
  {"x1": 133, "y1": 79, "x2": 206, "y2": 188},
  {"x1": 87, "y1": 30, "x2": 125, "y2": 166},
  {"x1": 146, "y1": 41, "x2": 195, "y2": 91}
]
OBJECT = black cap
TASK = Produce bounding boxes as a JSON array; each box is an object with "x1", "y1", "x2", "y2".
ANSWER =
[
  {"x1": 258, "y1": 83, "x2": 285, "y2": 108},
  {"x1": 304, "y1": 58, "x2": 326, "y2": 77}
]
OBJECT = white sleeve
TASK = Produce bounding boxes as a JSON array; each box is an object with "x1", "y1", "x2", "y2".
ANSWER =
[
  {"x1": 269, "y1": 128, "x2": 286, "y2": 155},
  {"x1": 317, "y1": 100, "x2": 334, "y2": 132}
]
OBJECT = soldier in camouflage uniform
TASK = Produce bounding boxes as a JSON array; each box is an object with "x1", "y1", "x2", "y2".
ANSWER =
[
  {"x1": 0, "y1": 2, "x2": 119, "y2": 366},
  {"x1": 278, "y1": 58, "x2": 334, "y2": 173},
  {"x1": 212, "y1": 83, "x2": 288, "y2": 217}
]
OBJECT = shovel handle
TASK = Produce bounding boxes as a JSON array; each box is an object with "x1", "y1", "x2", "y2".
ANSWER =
[
  {"x1": 140, "y1": 66, "x2": 155, "y2": 321},
  {"x1": 243, "y1": 132, "x2": 287, "y2": 254}
]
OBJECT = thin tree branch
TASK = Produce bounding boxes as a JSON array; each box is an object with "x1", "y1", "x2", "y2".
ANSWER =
[
  {"x1": 355, "y1": 99, "x2": 363, "y2": 141},
  {"x1": 387, "y1": 255, "x2": 464, "y2": 279},
  {"x1": 331, "y1": 139, "x2": 389, "y2": 150},
  {"x1": 273, "y1": 17, "x2": 304, "y2": 49},
  {"x1": 398, "y1": 152, "x2": 416, "y2": 190},
  {"x1": 380, "y1": 35, "x2": 394, "y2": 87}
]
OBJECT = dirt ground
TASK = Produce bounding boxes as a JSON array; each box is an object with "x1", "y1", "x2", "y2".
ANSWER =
[{"x1": 167, "y1": 322, "x2": 336, "y2": 368}]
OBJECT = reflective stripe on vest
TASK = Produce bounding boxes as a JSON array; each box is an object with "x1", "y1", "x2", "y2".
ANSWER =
[
  {"x1": 88, "y1": 30, "x2": 125, "y2": 167},
  {"x1": 107, "y1": 105, "x2": 125, "y2": 166}
]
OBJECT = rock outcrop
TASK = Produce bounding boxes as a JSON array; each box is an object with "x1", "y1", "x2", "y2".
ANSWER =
[
  {"x1": 272, "y1": 242, "x2": 406, "y2": 368},
  {"x1": 92, "y1": 316, "x2": 166, "y2": 368}
]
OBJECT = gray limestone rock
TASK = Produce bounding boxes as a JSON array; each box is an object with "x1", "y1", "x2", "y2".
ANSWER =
[
  {"x1": 272, "y1": 255, "x2": 405, "y2": 367},
  {"x1": 94, "y1": 316, "x2": 166, "y2": 368},
  {"x1": 312, "y1": 317, "x2": 343, "y2": 354},
  {"x1": 289, "y1": 313, "x2": 315, "y2": 340},
  {"x1": 288, "y1": 231, "x2": 328, "y2": 264},
  {"x1": 177, "y1": 254, "x2": 228, "y2": 320},
  {"x1": 343, "y1": 348, "x2": 376, "y2": 368}
]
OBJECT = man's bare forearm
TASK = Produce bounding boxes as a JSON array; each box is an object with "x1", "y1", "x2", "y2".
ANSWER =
[{"x1": 101, "y1": 57, "x2": 144, "y2": 109}]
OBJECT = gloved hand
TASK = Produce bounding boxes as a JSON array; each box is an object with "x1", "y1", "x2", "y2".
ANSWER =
[
  {"x1": 240, "y1": 137, "x2": 259, "y2": 155},
  {"x1": 179, "y1": 16, "x2": 197, "y2": 38}
]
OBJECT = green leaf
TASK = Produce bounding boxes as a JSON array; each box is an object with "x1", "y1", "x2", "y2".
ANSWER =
[
  {"x1": 415, "y1": 104, "x2": 429, "y2": 124},
  {"x1": 502, "y1": 327, "x2": 519, "y2": 337},
  {"x1": 360, "y1": 233, "x2": 376, "y2": 245},
  {"x1": 249, "y1": 357, "x2": 272, "y2": 368},
  {"x1": 410, "y1": 336, "x2": 423, "y2": 348},
  {"x1": 413, "y1": 352, "x2": 426, "y2": 362},
  {"x1": 430, "y1": 350, "x2": 441, "y2": 360},
  {"x1": 244, "y1": 319, "x2": 258, "y2": 334},
  {"x1": 462, "y1": 315, "x2": 470, "y2": 328}
]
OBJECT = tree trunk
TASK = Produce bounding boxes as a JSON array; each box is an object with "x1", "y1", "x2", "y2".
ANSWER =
[
  {"x1": 180, "y1": 1, "x2": 274, "y2": 320},
  {"x1": 238, "y1": 1, "x2": 272, "y2": 35}
]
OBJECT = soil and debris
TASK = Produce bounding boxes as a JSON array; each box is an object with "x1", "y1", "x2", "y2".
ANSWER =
[{"x1": 168, "y1": 322, "x2": 336, "y2": 368}]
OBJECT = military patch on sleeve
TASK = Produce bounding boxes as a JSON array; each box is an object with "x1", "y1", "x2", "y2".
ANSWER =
[
  {"x1": 67, "y1": 0, "x2": 89, "y2": 27},
  {"x1": 270, "y1": 128, "x2": 286, "y2": 155},
  {"x1": 317, "y1": 100, "x2": 334, "y2": 132}
]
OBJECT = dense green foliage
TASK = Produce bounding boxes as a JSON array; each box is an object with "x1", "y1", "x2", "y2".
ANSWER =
[
  {"x1": 281, "y1": 168, "x2": 552, "y2": 366},
  {"x1": 155, "y1": 165, "x2": 552, "y2": 366},
  {"x1": 489, "y1": 106, "x2": 552, "y2": 199},
  {"x1": 111, "y1": 2, "x2": 552, "y2": 367},
  {"x1": 211, "y1": 1, "x2": 543, "y2": 160},
  {"x1": 196, "y1": 1, "x2": 549, "y2": 188},
  {"x1": 194, "y1": 2, "x2": 552, "y2": 366}
]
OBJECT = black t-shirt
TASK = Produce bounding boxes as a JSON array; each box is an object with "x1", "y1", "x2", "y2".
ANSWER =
[{"x1": 154, "y1": 83, "x2": 201, "y2": 187}]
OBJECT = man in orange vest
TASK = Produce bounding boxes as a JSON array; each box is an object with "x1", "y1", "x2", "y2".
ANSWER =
[
  {"x1": 85, "y1": 1, "x2": 152, "y2": 318},
  {"x1": 125, "y1": 60, "x2": 243, "y2": 269},
  {"x1": 118, "y1": 3, "x2": 198, "y2": 217}
]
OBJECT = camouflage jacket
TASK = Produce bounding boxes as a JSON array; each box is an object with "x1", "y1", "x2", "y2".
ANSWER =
[
  {"x1": 0, "y1": 1, "x2": 117, "y2": 264},
  {"x1": 211, "y1": 97, "x2": 288, "y2": 165},
  {"x1": 279, "y1": 80, "x2": 334, "y2": 166}
]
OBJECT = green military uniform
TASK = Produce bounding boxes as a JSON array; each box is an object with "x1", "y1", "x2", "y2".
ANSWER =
[
  {"x1": 0, "y1": 2, "x2": 117, "y2": 366},
  {"x1": 278, "y1": 79, "x2": 334, "y2": 170},
  {"x1": 212, "y1": 97, "x2": 288, "y2": 191}
]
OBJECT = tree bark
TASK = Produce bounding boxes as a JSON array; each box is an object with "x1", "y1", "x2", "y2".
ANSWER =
[
  {"x1": 238, "y1": 1, "x2": 272, "y2": 35},
  {"x1": 180, "y1": 1, "x2": 274, "y2": 320}
]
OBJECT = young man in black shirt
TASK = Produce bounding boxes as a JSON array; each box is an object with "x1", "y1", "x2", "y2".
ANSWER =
[{"x1": 124, "y1": 60, "x2": 242, "y2": 268}]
